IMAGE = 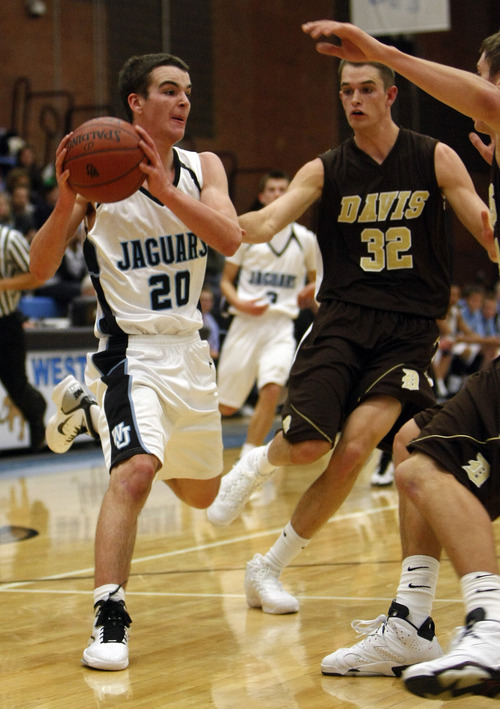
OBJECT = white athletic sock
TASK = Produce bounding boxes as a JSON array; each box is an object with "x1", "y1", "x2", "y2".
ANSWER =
[
  {"x1": 461, "y1": 572, "x2": 500, "y2": 621},
  {"x1": 240, "y1": 442, "x2": 256, "y2": 459},
  {"x1": 252, "y1": 442, "x2": 276, "y2": 477},
  {"x1": 264, "y1": 521, "x2": 310, "y2": 573},
  {"x1": 395, "y1": 555, "x2": 439, "y2": 628},
  {"x1": 93, "y1": 583, "x2": 126, "y2": 607}
]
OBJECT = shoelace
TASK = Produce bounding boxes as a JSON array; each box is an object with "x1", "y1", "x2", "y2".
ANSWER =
[
  {"x1": 351, "y1": 614, "x2": 388, "y2": 637},
  {"x1": 66, "y1": 422, "x2": 87, "y2": 443},
  {"x1": 221, "y1": 468, "x2": 261, "y2": 503},
  {"x1": 95, "y1": 600, "x2": 132, "y2": 643},
  {"x1": 252, "y1": 563, "x2": 287, "y2": 592}
]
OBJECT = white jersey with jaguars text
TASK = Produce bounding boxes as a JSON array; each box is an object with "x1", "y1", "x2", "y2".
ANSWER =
[
  {"x1": 84, "y1": 147, "x2": 208, "y2": 338},
  {"x1": 227, "y1": 223, "x2": 317, "y2": 319}
]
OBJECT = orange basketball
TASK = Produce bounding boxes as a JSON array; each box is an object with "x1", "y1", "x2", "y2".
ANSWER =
[{"x1": 63, "y1": 116, "x2": 146, "y2": 203}]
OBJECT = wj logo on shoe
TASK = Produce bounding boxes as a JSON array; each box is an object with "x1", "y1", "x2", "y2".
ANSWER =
[{"x1": 112, "y1": 422, "x2": 131, "y2": 449}]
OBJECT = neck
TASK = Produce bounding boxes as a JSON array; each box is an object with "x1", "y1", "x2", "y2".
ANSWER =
[{"x1": 353, "y1": 120, "x2": 400, "y2": 164}]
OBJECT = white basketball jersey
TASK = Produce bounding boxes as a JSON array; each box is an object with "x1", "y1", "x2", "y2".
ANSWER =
[
  {"x1": 84, "y1": 148, "x2": 207, "y2": 337},
  {"x1": 227, "y1": 223, "x2": 316, "y2": 318}
]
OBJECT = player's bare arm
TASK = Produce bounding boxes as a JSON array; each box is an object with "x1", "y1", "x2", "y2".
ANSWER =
[
  {"x1": 302, "y1": 20, "x2": 500, "y2": 135},
  {"x1": 434, "y1": 141, "x2": 497, "y2": 261},
  {"x1": 239, "y1": 158, "x2": 323, "y2": 244},
  {"x1": 137, "y1": 126, "x2": 241, "y2": 256},
  {"x1": 29, "y1": 134, "x2": 89, "y2": 281},
  {"x1": 0, "y1": 272, "x2": 44, "y2": 292}
]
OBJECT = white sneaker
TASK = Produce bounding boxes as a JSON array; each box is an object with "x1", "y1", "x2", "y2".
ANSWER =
[
  {"x1": 403, "y1": 608, "x2": 500, "y2": 698},
  {"x1": 82, "y1": 599, "x2": 131, "y2": 671},
  {"x1": 207, "y1": 449, "x2": 268, "y2": 526},
  {"x1": 46, "y1": 375, "x2": 98, "y2": 453},
  {"x1": 244, "y1": 553, "x2": 299, "y2": 614},
  {"x1": 321, "y1": 600, "x2": 443, "y2": 677}
]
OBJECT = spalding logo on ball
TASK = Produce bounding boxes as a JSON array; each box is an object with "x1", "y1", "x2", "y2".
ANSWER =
[{"x1": 63, "y1": 116, "x2": 146, "y2": 203}]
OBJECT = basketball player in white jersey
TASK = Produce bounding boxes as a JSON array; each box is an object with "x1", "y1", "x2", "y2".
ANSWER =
[
  {"x1": 216, "y1": 170, "x2": 316, "y2": 476},
  {"x1": 29, "y1": 52, "x2": 241, "y2": 671}
]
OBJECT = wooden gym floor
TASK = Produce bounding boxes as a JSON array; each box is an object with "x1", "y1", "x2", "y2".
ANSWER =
[{"x1": 0, "y1": 417, "x2": 498, "y2": 708}]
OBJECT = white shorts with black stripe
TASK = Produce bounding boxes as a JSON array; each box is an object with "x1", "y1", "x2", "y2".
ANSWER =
[{"x1": 85, "y1": 332, "x2": 223, "y2": 481}]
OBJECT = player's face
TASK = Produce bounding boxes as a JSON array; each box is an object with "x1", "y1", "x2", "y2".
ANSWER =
[
  {"x1": 137, "y1": 65, "x2": 192, "y2": 142},
  {"x1": 259, "y1": 178, "x2": 290, "y2": 206},
  {"x1": 339, "y1": 64, "x2": 395, "y2": 131}
]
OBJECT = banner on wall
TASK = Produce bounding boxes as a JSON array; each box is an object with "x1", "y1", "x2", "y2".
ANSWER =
[
  {"x1": 350, "y1": 0, "x2": 450, "y2": 36},
  {"x1": 0, "y1": 349, "x2": 90, "y2": 451}
]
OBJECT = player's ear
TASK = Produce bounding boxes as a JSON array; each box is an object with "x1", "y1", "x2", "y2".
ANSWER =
[
  {"x1": 386, "y1": 85, "x2": 398, "y2": 106},
  {"x1": 128, "y1": 93, "x2": 143, "y2": 115}
]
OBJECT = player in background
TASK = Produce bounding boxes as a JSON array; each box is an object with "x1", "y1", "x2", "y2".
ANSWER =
[
  {"x1": 301, "y1": 20, "x2": 500, "y2": 699},
  {"x1": 0, "y1": 224, "x2": 46, "y2": 451},
  {"x1": 206, "y1": 49, "x2": 496, "y2": 627},
  {"x1": 30, "y1": 52, "x2": 241, "y2": 671},
  {"x1": 215, "y1": 170, "x2": 316, "y2": 472}
]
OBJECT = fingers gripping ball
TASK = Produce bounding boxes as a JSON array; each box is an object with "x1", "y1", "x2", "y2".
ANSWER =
[{"x1": 63, "y1": 117, "x2": 146, "y2": 203}]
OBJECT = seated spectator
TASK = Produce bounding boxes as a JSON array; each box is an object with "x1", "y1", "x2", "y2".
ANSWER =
[
  {"x1": 15, "y1": 143, "x2": 44, "y2": 202},
  {"x1": 9, "y1": 184, "x2": 36, "y2": 239},
  {"x1": 33, "y1": 173, "x2": 59, "y2": 229},
  {"x1": 35, "y1": 227, "x2": 88, "y2": 315},
  {"x1": 200, "y1": 284, "x2": 220, "y2": 361},
  {"x1": 479, "y1": 290, "x2": 500, "y2": 336},
  {"x1": 0, "y1": 190, "x2": 13, "y2": 226},
  {"x1": 458, "y1": 283, "x2": 485, "y2": 331},
  {"x1": 477, "y1": 290, "x2": 500, "y2": 364},
  {"x1": 434, "y1": 284, "x2": 500, "y2": 397}
]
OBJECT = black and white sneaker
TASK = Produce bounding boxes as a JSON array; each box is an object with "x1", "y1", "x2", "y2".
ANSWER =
[
  {"x1": 46, "y1": 375, "x2": 99, "y2": 453},
  {"x1": 403, "y1": 608, "x2": 500, "y2": 698},
  {"x1": 82, "y1": 599, "x2": 132, "y2": 671},
  {"x1": 321, "y1": 600, "x2": 442, "y2": 677}
]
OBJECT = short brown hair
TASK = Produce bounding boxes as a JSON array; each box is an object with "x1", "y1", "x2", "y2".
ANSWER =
[
  {"x1": 118, "y1": 53, "x2": 190, "y2": 121},
  {"x1": 480, "y1": 31, "x2": 500, "y2": 80},
  {"x1": 338, "y1": 60, "x2": 396, "y2": 90}
]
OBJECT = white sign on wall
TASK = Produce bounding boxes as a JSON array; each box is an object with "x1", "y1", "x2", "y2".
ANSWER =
[
  {"x1": 350, "y1": 0, "x2": 450, "y2": 36},
  {"x1": 0, "y1": 349, "x2": 90, "y2": 451}
]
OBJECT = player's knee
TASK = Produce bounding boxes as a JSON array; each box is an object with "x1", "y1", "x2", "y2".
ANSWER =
[
  {"x1": 110, "y1": 455, "x2": 157, "y2": 504},
  {"x1": 394, "y1": 457, "x2": 426, "y2": 501},
  {"x1": 288, "y1": 438, "x2": 331, "y2": 465},
  {"x1": 338, "y1": 437, "x2": 371, "y2": 474}
]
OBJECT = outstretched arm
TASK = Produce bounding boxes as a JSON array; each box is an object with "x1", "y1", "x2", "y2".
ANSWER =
[
  {"x1": 434, "y1": 141, "x2": 497, "y2": 262},
  {"x1": 302, "y1": 20, "x2": 500, "y2": 135},
  {"x1": 239, "y1": 158, "x2": 323, "y2": 244}
]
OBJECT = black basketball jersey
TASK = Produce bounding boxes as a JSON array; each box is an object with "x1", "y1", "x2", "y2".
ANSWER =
[{"x1": 316, "y1": 127, "x2": 451, "y2": 319}]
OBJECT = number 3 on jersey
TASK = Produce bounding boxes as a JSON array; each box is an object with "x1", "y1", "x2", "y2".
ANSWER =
[{"x1": 360, "y1": 227, "x2": 413, "y2": 272}]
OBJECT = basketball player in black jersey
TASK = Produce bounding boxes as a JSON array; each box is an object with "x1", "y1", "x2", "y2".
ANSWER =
[
  {"x1": 300, "y1": 20, "x2": 500, "y2": 699},
  {"x1": 207, "y1": 38, "x2": 497, "y2": 631}
]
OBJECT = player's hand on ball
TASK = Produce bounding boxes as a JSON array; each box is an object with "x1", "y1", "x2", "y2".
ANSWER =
[
  {"x1": 135, "y1": 125, "x2": 171, "y2": 199},
  {"x1": 55, "y1": 134, "x2": 78, "y2": 207}
]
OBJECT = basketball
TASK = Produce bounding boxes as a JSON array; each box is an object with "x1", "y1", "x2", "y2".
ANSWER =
[{"x1": 63, "y1": 116, "x2": 146, "y2": 203}]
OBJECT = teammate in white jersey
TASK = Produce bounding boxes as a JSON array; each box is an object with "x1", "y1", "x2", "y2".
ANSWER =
[
  {"x1": 29, "y1": 52, "x2": 241, "y2": 671},
  {"x1": 217, "y1": 170, "x2": 317, "y2": 464}
]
